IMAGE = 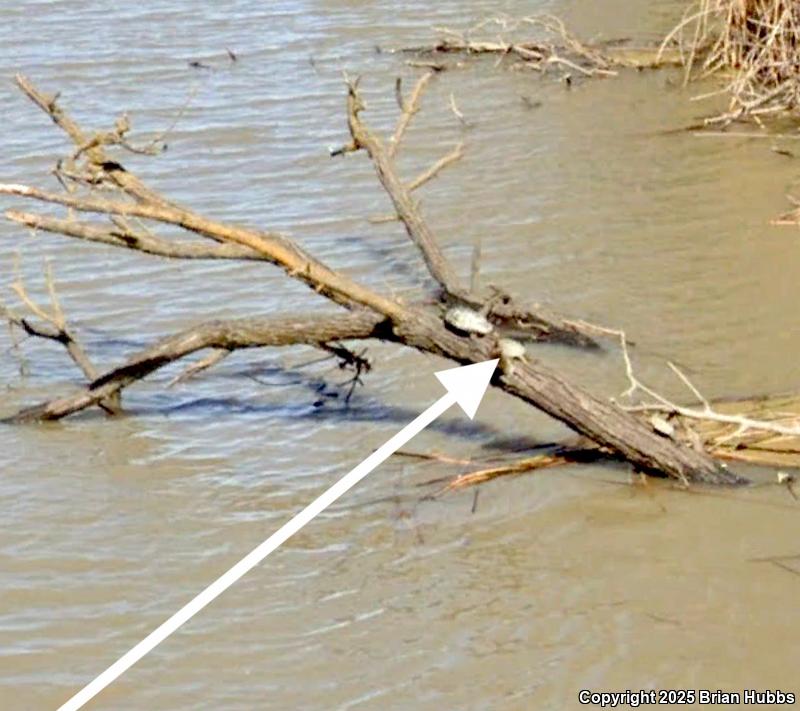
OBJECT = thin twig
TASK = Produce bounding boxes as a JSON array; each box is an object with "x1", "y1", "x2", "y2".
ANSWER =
[
  {"x1": 406, "y1": 142, "x2": 464, "y2": 191},
  {"x1": 389, "y1": 71, "x2": 434, "y2": 158}
]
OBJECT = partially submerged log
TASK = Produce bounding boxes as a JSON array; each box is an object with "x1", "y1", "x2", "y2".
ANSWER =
[
  {"x1": 0, "y1": 73, "x2": 743, "y2": 485},
  {"x1": 438, "y1": 390, "x2": 800, "y2": 493}
]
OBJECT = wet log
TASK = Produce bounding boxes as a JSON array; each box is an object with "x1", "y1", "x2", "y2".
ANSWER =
[
  {"x1": 388, "y1": 311, "x2": 740, "y2": 485},
  {"x1": 3, "y1": 303, "x2": 739, "y2": 485}
]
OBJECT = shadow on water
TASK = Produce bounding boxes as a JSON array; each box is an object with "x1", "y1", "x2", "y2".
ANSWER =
[
  {"x1": 126, "y1": 394, "x2": 550, "y2": 452},
  {"x1": 29, "y1": 358, "x2": 553, "y2": 453}
]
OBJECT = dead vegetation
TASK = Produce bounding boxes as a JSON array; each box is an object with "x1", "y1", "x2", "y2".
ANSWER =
[
  {"x1": 4, "y1": 66, "x2": 800, "y2": 493},
  {"x1": 432, "y1": 327, "x2": 800, "y2": 494},
  {"x1": 657, "y1": 2, "x2": 800, "y2": 232},
  {"x1": 397, "y1": 15, "x2": 685, "y2": 80},
  {"x1": 400, "y1": 5, "x2": 800, "y2": 126},
  {"x1": 659, "y1": 0, "x2": 800, "y2": 124}
]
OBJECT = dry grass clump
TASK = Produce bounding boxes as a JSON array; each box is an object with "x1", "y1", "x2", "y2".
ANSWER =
[{"x1": 661, "y1": 0, "x2": 800, "y2": 124}]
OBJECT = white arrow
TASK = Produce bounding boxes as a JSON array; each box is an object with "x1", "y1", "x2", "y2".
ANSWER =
[{"x1": 57, "y1": 358, "x2": 498, "y2": 711}]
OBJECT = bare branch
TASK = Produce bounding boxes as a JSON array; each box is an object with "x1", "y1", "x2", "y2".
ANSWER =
[
  {"x1": 15, "y1": 73, "x2": 170, "y2": 206},
  {"x1": 3, "y1": 311, "x2": 386, "y2": 423},
  {"x1": 0, "y1": 182, "x2": 405, "y2": 318},
  {"x1": 406, "y1": 142, "x2": 464, "y2": 191},
  {"x1": 449, "y1": 92, "x2": 467, "y2": 126},
  {"x1": 609, "y1": 327, "x2": 800, "y2": 444},
  {"x1": 469, "y1": 239, "x2": 482, "y2": 293},
  {"x1": 401, "y1": 16, "x2": 623, "y2": 78},
  {"x1": 345, "y1": 83, "x2": 597, "y2": 347},
  {"x1": 405, "y1": 60, "x2": 453, "y2": 72},
  {"x1": 7, "y1": 210, "x2": 268, "y2": 261},
  {"x1": 5, "y1": 264, "x2": 121, "y2": 414},
  {"x1": 434, "y1": 450, "x2": 592, "y2": 493},
  {"x1": 346, "y1": 83, "x2": 466, "y2": 296},
  {"x1": 168, "y1": 348, "x2": 231, "y2": 387},
  {"x1": 668, "y1": 360, "x2": 712, "y2": 411},
  {"x1": 389, "y1": 71, "x2": 434, "y2": 157}
]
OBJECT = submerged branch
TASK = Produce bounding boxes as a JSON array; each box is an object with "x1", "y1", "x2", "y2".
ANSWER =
[
  {"x1": 3, "y1": 263, "x2": 121, "y2": 415},
  {"x1": 3, "y1": 311, "x2": 386, "y2": 423}
]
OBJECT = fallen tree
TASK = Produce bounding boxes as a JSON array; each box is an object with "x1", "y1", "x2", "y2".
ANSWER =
[{"x1": 0, "y1": 73, "x2": 744, "y2": 485}]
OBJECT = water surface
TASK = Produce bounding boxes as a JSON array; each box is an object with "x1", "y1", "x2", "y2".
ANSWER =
[{"x1": 1, "y1": 1, "x2": 799, "y2": 709}]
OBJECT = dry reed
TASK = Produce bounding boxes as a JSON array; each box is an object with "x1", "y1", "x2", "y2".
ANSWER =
[{"x1": 662, "y1": 0, "x2": 800, "y2": 124}]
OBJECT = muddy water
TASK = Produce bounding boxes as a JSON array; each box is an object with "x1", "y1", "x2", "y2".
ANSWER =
[{"x1": 2, "y1": 1, "x2": 800, "y2": 709}]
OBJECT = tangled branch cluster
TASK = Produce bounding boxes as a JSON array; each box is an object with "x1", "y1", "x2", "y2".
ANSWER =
[{"x1": 401, "y1": 15, "x2": 624, "y2": 80}]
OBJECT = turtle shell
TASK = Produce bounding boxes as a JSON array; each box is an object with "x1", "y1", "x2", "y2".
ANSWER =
[{"x1": 444, "y1": 306, "x2": 493, "y2": 335}]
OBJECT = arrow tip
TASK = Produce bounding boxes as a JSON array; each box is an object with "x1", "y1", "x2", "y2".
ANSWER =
[{"x1": 434, "y1": 359, "x2": 499, "y2": 419}]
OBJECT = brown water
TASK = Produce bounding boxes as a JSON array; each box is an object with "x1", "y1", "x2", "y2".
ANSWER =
[{"x1": 2, "y1": 1, "x2": 800, "y2": 709}]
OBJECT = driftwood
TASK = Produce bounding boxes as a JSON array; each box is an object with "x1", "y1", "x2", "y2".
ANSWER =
[
  {"x1": 398, "y1": 16, "x2": 685, "y2": 78},
  {"x1": 399, "y1": 15, "x2": 620, "y2": 78},
  {"x1": 0, "y1": 73, "x2": 743, "y2": 485}
]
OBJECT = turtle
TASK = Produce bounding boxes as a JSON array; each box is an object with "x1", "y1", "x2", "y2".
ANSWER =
[
  {"x1": 648, "y1": 414, "x2": 675, "y2": 437},
  {"x1": 497, "y1": 337, "x2": 527, "y2": 375},
  {"x1": 443, "y1": 305, "x2": 493, "y2": 336}
]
